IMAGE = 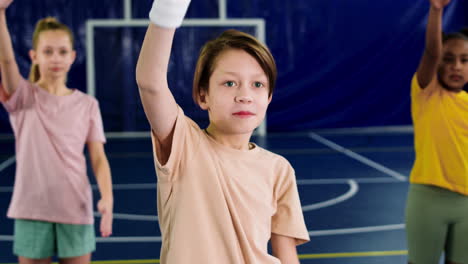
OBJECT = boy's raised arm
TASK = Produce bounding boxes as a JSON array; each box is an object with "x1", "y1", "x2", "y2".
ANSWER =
[{"x1": 136, "y1": 0, "x2": 191, "y2": 144}]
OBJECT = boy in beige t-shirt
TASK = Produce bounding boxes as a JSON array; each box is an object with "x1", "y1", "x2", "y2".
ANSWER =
[{"x1": 136, "y1": 0, "x2": 310, "y2": 262}]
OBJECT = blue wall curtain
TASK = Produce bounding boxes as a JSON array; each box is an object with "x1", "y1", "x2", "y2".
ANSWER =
[{"x1": 1, "y1": 0, "x2": 467, "y2": 133}]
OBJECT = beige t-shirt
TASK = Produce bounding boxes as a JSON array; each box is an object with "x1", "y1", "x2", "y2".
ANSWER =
[{"x1": 151, "y1": 107, "x2": 309, "y2": 263}]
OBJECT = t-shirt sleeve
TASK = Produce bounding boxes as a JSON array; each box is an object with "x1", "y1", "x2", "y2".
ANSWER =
[
  {"x1": 411, "y1": 72, "x2": 440, "y2": 96},
  {"x1": 1, "y1": 78, "x2": 35, "y2": 113},
  {"x1": 150, "y1": 106, "x2": 200, "y2": 183},
  {"x1": 411, "y1": 73, "x2": 440, "y2": 122},
  {"x1": 271, "y1": 159, "x2": 310, "y2": 245},
  {"x1": 86, "y1": 98, "x2": 106, "y2": 143}
]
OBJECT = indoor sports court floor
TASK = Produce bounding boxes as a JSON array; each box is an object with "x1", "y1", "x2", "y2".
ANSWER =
[{"x1": 0, "y1": 129, "x2": 414, "y2": 263}]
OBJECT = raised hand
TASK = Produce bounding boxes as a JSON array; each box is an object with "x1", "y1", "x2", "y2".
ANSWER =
[
  {"x1": 430, "y1": 0, "x2": 451, "y2": 9},
  {"x1": 0, "y1": 0, "x2": 13, "y2": 9},
  {"x1": 97, "y1": 199, "x2": 113, "y2": 237},
  {"x1": 149, "y1": 0, "x2": 191, "y2": 28}
]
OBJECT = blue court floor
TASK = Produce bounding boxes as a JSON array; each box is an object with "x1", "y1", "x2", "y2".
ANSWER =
[{"x1": 0, "y1": 130, "x2": 415, "y2": 263}]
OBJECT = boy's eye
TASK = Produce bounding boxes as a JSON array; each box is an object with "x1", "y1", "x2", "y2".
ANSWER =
[
  {"x1": 224, "y1": 81, "x2": 235, "y2": 87},
  {"x1": 60, "y1": 50, "x2": 69, "y2": 55},
  {"x1": 44, "y1": 50, "x2": 53, "y2": 55},
  {"x1": 254, "y1": 82, "x2": 264, "y2": 88}
]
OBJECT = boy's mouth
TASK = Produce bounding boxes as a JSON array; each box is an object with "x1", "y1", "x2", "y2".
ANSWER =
[{"x1": 233, "y1": 111, "x2": 255, "y2": 117}]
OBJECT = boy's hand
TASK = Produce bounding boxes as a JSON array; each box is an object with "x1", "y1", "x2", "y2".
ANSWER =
[
  {"x1": 430, "y1": 0, "x2": 451, "y2": 9},
  {"x1": 98, "y1": 199, "x2": 113, "y2": 237}
]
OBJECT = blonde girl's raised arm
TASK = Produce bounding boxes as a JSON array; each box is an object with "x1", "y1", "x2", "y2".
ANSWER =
[{"x1": 0, "y1": 0, "x2": 22, "y2": 97}]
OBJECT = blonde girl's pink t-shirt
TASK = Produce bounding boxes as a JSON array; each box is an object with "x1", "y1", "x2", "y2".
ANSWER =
[
  {"x1": 1, "y1": 79, "x2": 106, "y2": 224},
  {"x1": 152, "y1": 106, "x2": 310, "y2": 263}
]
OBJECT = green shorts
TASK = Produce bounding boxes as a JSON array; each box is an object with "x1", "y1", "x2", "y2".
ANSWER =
[
  {"x1": 13, "y1": 219, "x2": 96, "y2": 259},
  {"x1": 405, "y1": 184, "x2": 468, "y2": 264}
]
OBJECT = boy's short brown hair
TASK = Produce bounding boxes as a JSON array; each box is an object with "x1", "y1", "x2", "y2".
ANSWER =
[{"x1": 192, "y1": 29, "x2": 277, "y2": 105}]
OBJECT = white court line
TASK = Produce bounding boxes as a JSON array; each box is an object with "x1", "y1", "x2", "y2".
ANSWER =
[
  {"x1": 309, "y1": 224, "x2": 405, "y2": 236},
  {"x1": 0, "y1": 126, "x2": 412, "y2": 140},
  {"x1": 0, "y1": 235, "x2": 162, "y2": 243},
  {"x1": 0, "y1": 177, "x2": 401, "y2": 193},
  {"x1": 0, "y1": 187, "x2": 12, "y2": 192},
  {"x1": 0, "y1": 235, "x2": 13, "y2": 241},
  {"x1": 0, "y1": 183, "x2": 159, "y2": 193},
  {"x1": 297, "y1": 177, "x2": 404, "y2": 185},
  {"x1": 92, "y1": 180, "x2": 359, "y2": 222},
  {"x1": 0, "y1": 177, "x2": 403, "y2": 193},
  {"x1": 98, "y1": 180, "x2": 358, "y2": 222},
  {"x1": 1, "y1": 224, "x2": 406, "y2": 242},
  {"x1": 93, "y1": 224, "x2": 406, "y2": 241},
  {"x1": 96, "y1": 236, "x2": 162, "y2": 242},
  {"x1": 94, "y1": 183, "x2": 156, "y2": 190},
  {"x1": 0, "y1": 156, "x2": 15, "y2": 173},
  {"x1": 308, "y1": 132, "x2": 407, "y2": 181},
  {"x1": 95, "y1": 212, "x2": 158, "y2": 221},
  {"x1": 302, "y1": 180, "x2": 358, "y2": 212}
]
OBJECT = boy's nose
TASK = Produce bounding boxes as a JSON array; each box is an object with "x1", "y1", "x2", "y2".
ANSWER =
[{"x1": 235, "y1": 95, "x2": 253, "y2": 103}]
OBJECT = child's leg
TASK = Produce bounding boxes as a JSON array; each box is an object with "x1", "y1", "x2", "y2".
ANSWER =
[
  {"x1": 18, "y1": 256, "x2": 52, "y2": 264},
  {"x1": 405, "y1": 184, "x2": 448, "y2": 264},
  {"x1": 444, "y1": 198, "x2": 468, "y2": 264},
  {"x1": 59, "y1": 254, "x2": 91, "y2": 264}
]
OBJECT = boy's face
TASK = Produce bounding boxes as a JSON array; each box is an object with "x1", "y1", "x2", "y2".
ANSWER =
[
  {"x1": 199, "y1": 48, "x2": 272, "y2": 135},
  {"x1": 438, "y1": 38, "x2": 468, "y2": 92}
]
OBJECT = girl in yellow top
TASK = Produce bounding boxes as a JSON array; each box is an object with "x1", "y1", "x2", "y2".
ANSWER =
[{"x1": 406, "y1": 0, "x2": 468, "y2": 263}]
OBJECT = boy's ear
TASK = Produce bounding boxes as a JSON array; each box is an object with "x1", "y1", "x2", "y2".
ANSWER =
[{"x1": 198, "y1": 89, "x2": 209, "y2": 110}]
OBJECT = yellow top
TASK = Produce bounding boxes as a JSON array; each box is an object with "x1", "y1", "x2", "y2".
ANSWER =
[{"x1": 410, "y1": 74, "x2": 468, "y2": 195}]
